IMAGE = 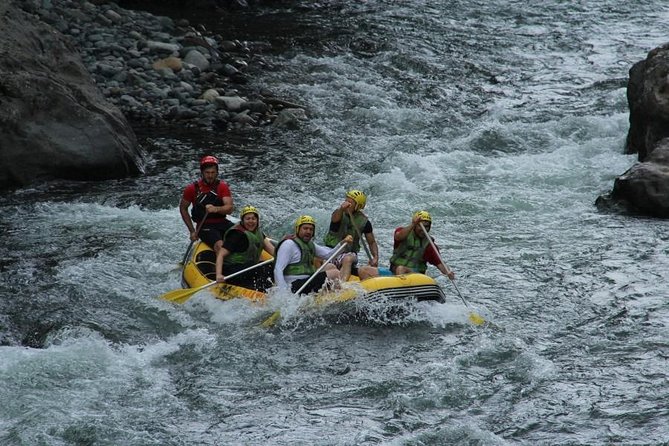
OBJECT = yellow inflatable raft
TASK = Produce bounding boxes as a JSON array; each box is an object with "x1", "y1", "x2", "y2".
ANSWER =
[{"x1": 180, "y1": 241, "x2": 446, "y2": 304}]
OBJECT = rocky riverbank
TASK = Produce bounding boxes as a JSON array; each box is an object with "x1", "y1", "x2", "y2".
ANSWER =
[
  {"x1": 597, "y1": 43, "x2": 669, "y2": 218},
  {"x1": 0, "y1": 0, "x2": 306, "y2": 189},
  {"x1": 28, "y1": 0, "x2": 306, "y2": 131}
]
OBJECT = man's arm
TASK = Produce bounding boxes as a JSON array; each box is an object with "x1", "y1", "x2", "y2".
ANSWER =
[
  {"x1": 425, "y1": 243, "x2": 455, "y2": 279},
  {"x1": 179, "y1": 198, "x2": 196, "y2": 236},
  {"x1": 365, "y1": 231, "x2": 379, "y2": 266},
  {"x1": 273, "y1": 241, "x2": 296, "y2": 289},
  {"x1": 205, "y1": 195, "x2": 233, "y2": 216}
]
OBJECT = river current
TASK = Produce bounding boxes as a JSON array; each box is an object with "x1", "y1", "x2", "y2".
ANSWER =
[{"x1": 1, "y1": 1, "x2": 668, "y2": 445}]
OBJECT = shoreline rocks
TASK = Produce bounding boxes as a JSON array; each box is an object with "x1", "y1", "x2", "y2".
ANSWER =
[
  {"x1": 0, "y1": 0, "x2": 145, "y2": 189},
  {"x1": 0, "y1": 0, "x2": 307, "y2": 189},
  {"x1": 28, "y1": 0, "x2": 306, "y2": 132},
  {"x1": 597, "y1": 43, "x2": 669, "y2": 218}
]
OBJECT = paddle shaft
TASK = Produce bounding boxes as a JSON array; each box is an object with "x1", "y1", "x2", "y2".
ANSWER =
[
  {"x1": 418, "y1": 222, "x2": 470, "y2": 308},
  {"x1": 181, "y1": 211, "x2": 209, "y2": 265},
  {"x1": 162, "y1": 258, "x2": 275, "y2": 303},
  {"x1": 346, "y1": 210, "x2": 373, "y2": 262},
  {"x1": 295, "y1": 242, "x2": 348, "y2": 295}
]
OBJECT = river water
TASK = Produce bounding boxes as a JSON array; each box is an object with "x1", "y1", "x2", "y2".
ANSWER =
[{"x1": 1, "y1": 1, "x2": 668, "y2": 445}]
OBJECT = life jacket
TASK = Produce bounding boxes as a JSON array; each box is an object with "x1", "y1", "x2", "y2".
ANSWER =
[
  {"x1": 277, "y1": 235, "x2": 316, "y2": 276},
  {"x1": 389, "y1": 230, "x2": 430, "y2": 273},
  {"x1": 191, "y1": 179, "x2": 223, "y2": 223},
  {"x1": 323, "y1": 211, "x2": 368, "y2": 253},
  {"x1": 223, "y1": 224, "x2": 264, "y2": 266}
]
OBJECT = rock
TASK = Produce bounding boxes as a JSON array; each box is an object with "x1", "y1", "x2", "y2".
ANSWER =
[
  {"x1": 600, "y1": 43, "x2": 669, "y2": 217},
  {"x1": 242, "y1": 100, "x2": 268, "y2": 114},
  {"x1": 152, "y1": 56, "x2": 182, "y2": 72},
  {"x1": 605, "y1": 139, "x2": 669, "y2": 217},
  {"x1": 183, "y1": 49, "x2": 210, "y2": 72},
  {"x1": 200, "y1": 88, "x2": 220, "y2": 102},
  {"x1": 214, "y1": 95, "x2": 246, "y2": 112},
  {"x1": 146, "y1": 40, "x2": 180, "y2": 54},
  {"x1": 273, "y1": 108, "x2": 308, "y2": 129},
  {"x1": 0, "y1": 0, "x2": 144, "y2": 189},
  {"x1": 625, "y1": 43, "x2": 669, "y2": 161}
]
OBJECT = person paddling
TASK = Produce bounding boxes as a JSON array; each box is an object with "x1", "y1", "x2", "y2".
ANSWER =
[
  {"x1": 389, "y1": 210, "x2": 455, "y2": 279},
  {"x1": 178, "y1": 155, "x2": 234, "y2": 255},
  {"x1": 215, "y1": 205, "x2": 276, "y2": 291},
  {"x1": 274, "y1": 215, "x2": 353, "y2": 294},
  {"x1": 323, "y1": 189, "x2": 379, "y2": 281}
]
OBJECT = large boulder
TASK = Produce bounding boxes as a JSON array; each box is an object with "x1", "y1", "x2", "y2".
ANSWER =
[
  {"x1": 625, "y1": 43, "x2": 669, "y2": 160},
  {"x1": 0, "y1": 1, "x2": 144, "y2": 190},
  {"x1": 606, "y1": 138, "x2": 669, "y2": 217},
  {"x1": 598, "y1": 43, "x2": 669, "y2": 217}
]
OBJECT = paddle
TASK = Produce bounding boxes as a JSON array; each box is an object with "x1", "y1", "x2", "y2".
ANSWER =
[
  {"x1": 346, "y1": 209, "x2": 373, "y2": 262},
  {"x1": 261, "y1": 242, "x2": 349, "y2": 327},
  {"x1": 296, "y1": 242, "x2": 348, "y2": 294},
  {"x1": 161, "y1": 258, "x2": 274, "y2": 304},
  {"x1": 180, "y1": 211, "x2": 209, "y2": 266},
  {"x1": 419, "y1": 222, "x2": 485, "y2": 325}
]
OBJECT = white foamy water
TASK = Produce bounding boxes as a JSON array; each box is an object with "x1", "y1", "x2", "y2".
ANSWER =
[{"x1": 1, "y1": 1, "x2": 668, "y2": 445}]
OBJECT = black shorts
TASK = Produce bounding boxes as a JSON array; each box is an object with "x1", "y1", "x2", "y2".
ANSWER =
[
  {"x1": 290, "y1": 271, "x2": 328, "y2": 295},
  {"x1": 199, "y1": 220, "x2": 234, "y2": 248}
]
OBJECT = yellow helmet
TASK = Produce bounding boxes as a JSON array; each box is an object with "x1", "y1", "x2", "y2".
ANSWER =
[
  {"x1": 413, "y1": 210, "x2": 432, "y2": 223},
  {"x1": 239, "y1": 205, "x2": 259, "y2": 220},
  {"x1": 346, "y1": 189, "x2": 367, "y2": 210},
  {"x1": 295, "y1": 215, "x2": 316, "y2": 233}
]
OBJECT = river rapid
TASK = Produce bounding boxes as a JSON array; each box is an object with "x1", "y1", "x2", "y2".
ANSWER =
[{"x1": 1, "y1": 1, "x2": 668, "y2": 445}]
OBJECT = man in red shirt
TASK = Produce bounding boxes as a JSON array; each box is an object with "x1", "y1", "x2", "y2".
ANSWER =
[
  {"x1": 179, "y1": 155, "x2": 234, "y2": 255},
  {"x1": 389, "y1": 210, "x2": 455, "y2": 279}
]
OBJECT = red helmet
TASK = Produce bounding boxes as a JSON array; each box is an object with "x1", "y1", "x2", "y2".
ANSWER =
[{"x1": 199, "y1": 155, "x2": 219, "y2": 170}]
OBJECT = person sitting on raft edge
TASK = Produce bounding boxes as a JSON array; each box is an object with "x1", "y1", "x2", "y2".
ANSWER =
[
  {"x1": 323, "y1": 189, "x2": 380, "y2": 281},
  {"x1": 178, "y1": 155, "x2": 234, "y2": 255},
  {"x1": 390, "y1": 210, "x2": 455, "y2": 279},
  {"x1": 274, "y1": 215, "x2": 353, "y2": 295},
  {"x1": 215, "y1": 205, "x2": 276, "y2": 291}
]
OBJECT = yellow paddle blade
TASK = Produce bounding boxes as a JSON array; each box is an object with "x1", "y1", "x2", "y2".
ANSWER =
[
  {"x1": 468, "y1": 312, "x2": 485, "y2": 326},
  {"x1": 160, "y1": 288, "x2": 197, "y2": 304},
  {"x1": 160, "y1": 288, "x2": 199, "y2": 304},
  {"x1": 260, "y1": 310, "x2": 281, "y2": 328}
]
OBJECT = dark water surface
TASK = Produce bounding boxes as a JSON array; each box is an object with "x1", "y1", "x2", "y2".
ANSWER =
[{"x1": 1, "y1": 1, "x2": 668, "y2": 445}]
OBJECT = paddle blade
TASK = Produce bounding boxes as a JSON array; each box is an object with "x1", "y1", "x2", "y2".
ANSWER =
[
  {"x1": 160, "y1": 287, "x2": 199, "y2": 304},
  {"x1": 468, "y1": 312, "x2": 485, "y2": 326},
  {"x1": 260, "y1": 310, "x2": 281, "y2": 328}
]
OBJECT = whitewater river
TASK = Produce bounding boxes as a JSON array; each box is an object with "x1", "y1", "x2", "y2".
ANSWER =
[{"x1": 1, "y1": 1, "x2": 668, "y2": 444}]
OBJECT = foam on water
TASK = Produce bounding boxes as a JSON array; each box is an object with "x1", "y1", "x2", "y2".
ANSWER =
[{"x1": 2, "y1": 1, "x2": 669, "y2": 444}]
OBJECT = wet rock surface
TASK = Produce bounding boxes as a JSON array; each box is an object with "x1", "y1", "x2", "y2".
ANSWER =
[
  {"x1": 598, "y1": 43, "x2": 669, "y2": 218},
  {"x1": 0, "y1": 0, "x2": 145, "y2": 189}
]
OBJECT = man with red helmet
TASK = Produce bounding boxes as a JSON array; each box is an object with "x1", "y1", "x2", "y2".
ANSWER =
[{"x1": 179, "y1": 155, "x2": 234, "y2": 255}]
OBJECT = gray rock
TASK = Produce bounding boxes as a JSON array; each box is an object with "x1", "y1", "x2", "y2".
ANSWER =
[
  {"x1": 184, "y1": 49, "x2": 210, "y2": 72},
  {"x1": 273, "y1": 108, "x2": 308, "y2": 129},
  {"x1": 0, "y1": 1, "x2": 143, "y2": 189},
  {"x1": 601, "y1": 43, "x2": 669, "y2": 217},
  {"x1": 625, "y1": 43, "x2": 669, "y2": 161},
  {"x1": 146, "y1": 40, "x2": 180, "y2": 54},
  {"x1": 213, "y1": 95, "x2": 245, "y2": 112},
  {"x1": 606, "y1": 139, "x2": 669, "y2": 217}
]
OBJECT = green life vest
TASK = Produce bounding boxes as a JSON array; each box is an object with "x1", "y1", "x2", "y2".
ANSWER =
[
  {"x1": 224, "y1": 224, "x2": 263, "y2": 266},
  {"x1": 278, "y1": 235, "x2": 316, "y2": 276},
  {"x1": 323, "y1": 211, "x2": 368, "y2": 253},
  {"x1": 389, "y1": 231, "x2": 430, "y2": 273}
]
